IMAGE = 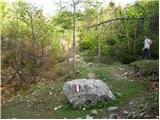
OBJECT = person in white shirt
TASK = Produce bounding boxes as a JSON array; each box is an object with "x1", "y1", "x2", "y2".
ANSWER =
[{"x1": 142, "y1": 36, "x2": 152, "y2": 59}]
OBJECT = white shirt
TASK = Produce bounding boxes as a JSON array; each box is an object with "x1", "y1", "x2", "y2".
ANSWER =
[{"x1": 144, "y1": 38, "x2": 152, "y2": 49}]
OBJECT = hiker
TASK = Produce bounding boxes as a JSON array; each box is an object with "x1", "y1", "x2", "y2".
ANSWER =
[{"x1": 142, "y1": 35, "x2": 152, "y2": 59}]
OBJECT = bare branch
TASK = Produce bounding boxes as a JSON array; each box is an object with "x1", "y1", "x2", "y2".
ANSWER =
[{"x1": 87, "y1": 16, "x2": 157, "y2": 28}]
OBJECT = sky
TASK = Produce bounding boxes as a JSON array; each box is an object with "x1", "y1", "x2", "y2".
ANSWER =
[{"x1": 7, "y1": 0, "x2": 137, "y2": 16}]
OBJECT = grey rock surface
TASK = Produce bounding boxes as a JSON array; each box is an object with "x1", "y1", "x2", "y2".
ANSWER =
[
  {"x1": 63, "y1": 79, "x2": 115, "y2": 107},
  {"x1": 108, "y1": 113, "x2": 119, "y2": 119},
  {"x1": 86, "y1": 115, "x2": 93, "y2": 119},
  {"x1": 107, "y1": 106, "x2": 118, "y2": 111},
  {"x1": 90, "y1": 110, "x2": 98, "y2": 116}
]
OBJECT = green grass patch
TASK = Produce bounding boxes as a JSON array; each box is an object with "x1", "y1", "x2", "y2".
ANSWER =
[{"x1": 76, "y1": 64, "x2": 116, "y2": 80}]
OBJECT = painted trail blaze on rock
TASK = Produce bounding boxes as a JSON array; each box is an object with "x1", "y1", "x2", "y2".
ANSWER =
[
  {"x1": 63, "y1": 79, "x2": 115, "y2": 107},
  {"x1": 75, "y1": 84, "x2": 80, "y2": 92}
]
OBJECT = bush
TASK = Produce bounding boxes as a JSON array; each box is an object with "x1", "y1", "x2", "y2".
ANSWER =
[
  {"x1": 119, "y1": 52, "x2": 137, "y2": 64},
  {"x1": 129, "y1": 60, "x2": 159, "y2": 81}
]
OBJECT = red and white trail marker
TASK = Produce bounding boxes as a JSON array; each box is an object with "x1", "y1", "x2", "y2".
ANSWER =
[{"x1": 75, "y1": 84, "x2": 80, "y2": 92}]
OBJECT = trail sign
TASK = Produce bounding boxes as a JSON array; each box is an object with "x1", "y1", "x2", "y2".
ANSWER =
[{"x1": 75, "y1": 84, "x2": 80, "y2": 92}]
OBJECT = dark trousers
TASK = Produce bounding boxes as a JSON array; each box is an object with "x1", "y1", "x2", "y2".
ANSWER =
[{"x1": 142, "y1": 48, "x2": 149, "y2": 59}]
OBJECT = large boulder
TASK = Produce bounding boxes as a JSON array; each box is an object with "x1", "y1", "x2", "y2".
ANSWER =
[{"x1": 63, "y1": 79, "x2": 115, "y2": 107}]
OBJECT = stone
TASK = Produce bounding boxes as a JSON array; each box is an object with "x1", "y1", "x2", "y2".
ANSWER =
[
  {"x1": 139, "y1": 112, "x2": 145, "y2": 117},
  {"x1": 124, "y1": 110, "x2": 129, "y2": 115},
  {"x1": 87, "y1": 73, "x2": 96, "y2": 79},
  {"x1": 90, "y1": 110, "x2": 98, "y2": 116},
  {"x1": 129, "y1": 80, "x2": 134, "y2": 82},
  {"x1": 63, "y1": 79, "x2": 115, "y2": 107},
  {"x1": 76, "y1": 117, "x2": 82, "y2": 119},
  {"x1": 109, "y1": 113, "x2": 118, "y2": 119},
  {"x1": 31, "y1": 92, "x2": 36, "y2": 96},
  {"x1": 129, "y1": 102, "x2": 134, "y2": 105},
  {"x1": 54, "y1": 105, "x2": 62, "y2": 111},
  {"x1": 49, "y1": 92, "x2": 52, "y2": 95},
  {"x1": 86, "y1": 115, "x2": 93, "y2": 119},
  {"x1": 114, "y1": 92, "x2": 123, "y2": 97},
  {"x1": 124, "y1": 72, "x2": 128, "y2": 75},
  {"x1": 107, "y1": 106, "x2": 118, "y2": 111},
  {"x1": 27, "y1": 99, "x2": 30, "y2": 103}
]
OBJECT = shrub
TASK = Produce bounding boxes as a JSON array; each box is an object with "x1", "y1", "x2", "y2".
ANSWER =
[{"x1": 129, "y1": 60, "x2": 159, "y2": 81}]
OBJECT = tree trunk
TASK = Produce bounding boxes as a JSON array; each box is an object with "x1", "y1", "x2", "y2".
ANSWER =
[
  {"x1": 98, "y1": 41, "x2": 101, "y2": 63},
  {"x1": 72, "y1": 0, "x2": 76, "y2": 78},
  {"x1": 97, "y1": 17, "x2": 101, "y2": 63},
  {"x1": 133, "y1": 27, "x2": 136, "y2": 54}
]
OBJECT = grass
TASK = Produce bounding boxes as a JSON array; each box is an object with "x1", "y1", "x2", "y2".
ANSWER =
[
  {"x1": 76, "y1": 63, "x2": 118, "y2": 80},
  {"x1": 1, "y1": 63, "x2": 150, "y2": 119}
]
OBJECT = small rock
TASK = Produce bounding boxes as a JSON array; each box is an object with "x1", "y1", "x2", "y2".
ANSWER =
[
  {"x1": 128, "y1": 111, "x2": 136, "y2": 118},
  {"x1": 123, "y1": 110, "x2": 129, "y2": 114},
  {"x1": 87, "y1": 73, "x2": 96, "y2": 79},
  {"x1": 54, "y1": 105, "x2": 62, "y2": 111},
  {"x1": 54, "y1": 107, "x2": 58, "y2": 111},
  {"x1": 8, "y1": 99, "x2": 13, "y2": 102},
  {"x1": 31, "y1": 91, "x2": 37, "y2": 96},
  {"x1": 129, "y1": 102, "x2": 133, "y2": 105},
  {"x1": 114, "y1": 92, "x2": 123, "y2": 97},
  {"x1": 109, "y1": 113, "x2": 118, "y2": 119},
  {"x1": 118, "y1": 67, "x2": 122, "y2": 70},
  {"x1": 124, "y1": 72, "x2": 128, "y2": 75},
  {"x1": 76, "y1": 117, "x2": 82, "y2": 119},
  {"x1": 107, "y1": 106, "x2": 118, "y2": 111},
  {"x1": 102, "y1": 117, "x2": 107, "y2": 119},
  {"x1": 129, "y1": 80, "x2": 134, "y2": 82},
  {"x1": 49, "y1": 92, "x2": 52, "y2": 95},
  {"x1": 86, "y1": 115, "x2": 93, "y2": 119},
  {"x1": 60, "y1": 91, "x2": 63, "y2": 94},
  {"x1": 139, "y1": 112, "x2": 144, "y2": 117},
  {"x1": 90, "y1": 110, "x2": 98, "y2": 116},
  {"x1": 27, "y1": 104, "x2": 32, "y2": 109}
]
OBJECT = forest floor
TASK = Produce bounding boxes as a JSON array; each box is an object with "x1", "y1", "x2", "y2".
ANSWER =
[{"x1": 1, "y1": 54, "x2": 159, "y2": 119}]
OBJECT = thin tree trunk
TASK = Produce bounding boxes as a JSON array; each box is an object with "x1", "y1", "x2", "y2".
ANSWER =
[
  {"x1": 128, "y1": 39, "x2": 131, "y2": 53},
  {"x1": 133, "y1": 27, "x2": 136, "y2": 54},
  {"x1": 98, "y1": 40, "x2": 101, "y2": 63},
  {"x1": 97, "y1": 16, "x2": 101, "y2": 63},
  {"x1": 72, "y1": 0, "x2": 76, "y2": 78}
]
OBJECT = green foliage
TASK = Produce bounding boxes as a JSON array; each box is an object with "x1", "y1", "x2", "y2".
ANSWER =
[
  {"x1": 130, "y1": 60, "x2": 159, "y2": 80},
  {"x1": 54, "y1": 11, "x2": 72, "y2": 30},
  {"x1": 79, "y1": 0, "x2": 159, "y2": 64},
  {"x1": 1, "y1": 1, "x2": 68, "y2": 90}
]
